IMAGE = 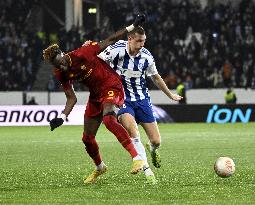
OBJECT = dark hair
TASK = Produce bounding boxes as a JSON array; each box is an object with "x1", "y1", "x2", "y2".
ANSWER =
[{"x1": 127, "y1": 26, "x2": 145, "y2": 36}]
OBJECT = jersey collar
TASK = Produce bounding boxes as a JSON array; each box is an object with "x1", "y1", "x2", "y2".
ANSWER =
[{"x1": 126, "y1": 41, "x2": 142, "y2": 57}]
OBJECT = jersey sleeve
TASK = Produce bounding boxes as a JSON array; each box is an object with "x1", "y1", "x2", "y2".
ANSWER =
[
  {"x1": 146, "y1": 60, "x2": 158, "y2": 77},
  {"x1": 98, "y1": 40, "x2": 124, "y2": 63},
  {"x1": 54, "y1": 69, "x2": 73, "y2": 91},
  {"x1": 70, "y1": 43, "x2": 101, "y2": 62},
  {"x1": 98, "y1": 46, "x2": 113, "y2": 63},
  {"x1": 98, "y1": 46, "x2": 112, "y2": 63}
]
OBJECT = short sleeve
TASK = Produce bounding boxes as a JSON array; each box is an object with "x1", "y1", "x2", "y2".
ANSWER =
[
  {"x1": 98, "y1": 46, "x2": 120, "y2": 64},
  {"x1": 98, "y1": 40, "x2": 125, "y2": 63},
  {"x1": 70, "y1": 43, "x2": 101, "y2": 62},
  {"x1": 146, "y1": 61, "x2": 158, "y2": 77},
  {"x1": 98, "y1": 46, "x2": 113, "y2": 62}
]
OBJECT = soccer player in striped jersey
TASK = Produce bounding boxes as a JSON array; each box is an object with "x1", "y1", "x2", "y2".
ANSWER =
[{"x1": 98, "y1": 26, "x2": 183, "y2": 184}]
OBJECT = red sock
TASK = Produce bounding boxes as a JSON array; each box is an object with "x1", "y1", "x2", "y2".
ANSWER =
[
  {"x1": 82, "y1": 133, "x2": 102, "y2": 165},
  {"x1": 103, "y1": 115, "x2": 138, "y2": 158}
]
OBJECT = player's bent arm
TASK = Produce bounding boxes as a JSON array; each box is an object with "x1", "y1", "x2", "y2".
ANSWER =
[
  {"x1": 62, "y1": 87, "x2": 77, "y2": 117},
  {"x1": 98, "y1": 14, "x2": 146, "y2": 51},
  {"x1": 150, "y1": 74, "x2": 183, "y2": 101},
  {"x1": 98, "y1": 28, "x2": 129, "y2": 51}
]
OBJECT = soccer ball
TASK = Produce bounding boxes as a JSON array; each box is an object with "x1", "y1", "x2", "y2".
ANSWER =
[{"x1": 214, "y1": 157, "x2": 235, "y2": 178}]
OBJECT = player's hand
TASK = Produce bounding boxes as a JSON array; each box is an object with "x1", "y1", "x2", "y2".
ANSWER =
[
  {"x1": 133, "y1": 14, "x2": 146, "y2": 27},
  {"x1": 82, "y1": 40, "x2": 92, "y2": 47},
  {"x1": 170, "y1": 94, "x2": 183, "y2": 101},
  {"x1": 49, "y1": 118, "x2": 64, "y2": 131}
]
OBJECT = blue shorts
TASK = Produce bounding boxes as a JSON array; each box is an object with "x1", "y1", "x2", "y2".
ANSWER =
[{"x1": 118, "y1": 99, "x2": 156, "y2": 123}]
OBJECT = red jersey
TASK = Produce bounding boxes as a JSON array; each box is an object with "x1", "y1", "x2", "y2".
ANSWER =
[{"x1": 54, "y1": 43, "x2": 123, "y2": 98}]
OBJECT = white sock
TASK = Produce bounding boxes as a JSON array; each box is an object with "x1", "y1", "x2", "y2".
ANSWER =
[
  {"x1": 131, "y1": 137, "x2": 148, "y2": 164},
  {"x1": 96, "y1": 161, "x2": 106, "y2": 170},
  {"x1": 131, "y1": 137, "x2": 155, "y2": 177},
  {"x1": 143, "y1": 165, "x2": 154, "y2": 176},
  {"x1": 133, "y1": 155, "x2": 143, "y2": 160}
]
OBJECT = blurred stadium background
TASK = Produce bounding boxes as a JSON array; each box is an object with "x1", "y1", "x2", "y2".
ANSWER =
[
  {"x1": 0, "y1": 0, "x2": 255, "y2": 204},
  {"x1": 1, "y1": 0, "x2": 255, "y2": 124}
]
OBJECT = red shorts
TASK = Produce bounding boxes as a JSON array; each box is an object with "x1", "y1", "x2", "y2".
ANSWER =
[{"x1": 84, "y1": 87, "x2": 124, "y2": 118}]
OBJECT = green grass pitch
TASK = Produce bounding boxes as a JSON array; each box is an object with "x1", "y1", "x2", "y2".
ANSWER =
[{"x1": 0, "y1": 123, "x2": 255, "y2": 204}]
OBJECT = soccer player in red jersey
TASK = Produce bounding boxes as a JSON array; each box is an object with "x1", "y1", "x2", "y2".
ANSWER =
[{"x1": 43, "y1": 15, "x2": 146, "y2": 184}]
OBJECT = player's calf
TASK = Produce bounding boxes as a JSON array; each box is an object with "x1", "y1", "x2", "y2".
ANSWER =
[
  {"x1": 102, "y1": 114, "x2": 139, "y2": 158},
  {"x1": 82, "y1": 133, "x2": 102, "y2": 165}
]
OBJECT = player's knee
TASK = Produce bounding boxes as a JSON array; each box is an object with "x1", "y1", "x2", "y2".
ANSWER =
[
  {"x1": 82, "y1": 133, "x2": 87, "y2": 144},
  {"x1": 82, "y1": 133, "x2": 99, "y2": 157},
  {"x1": 134, "y1": 124, "x2": 140, "y2": 135},
  {"x1": 82, "y1": 133, "x2": 94, "y2": 144},
  {"x1": 129, "y1": 128, "x2": 140, "y2": 138},
  {"x1": 102, "y1": 114, "x2": 116, "y2": 129}
]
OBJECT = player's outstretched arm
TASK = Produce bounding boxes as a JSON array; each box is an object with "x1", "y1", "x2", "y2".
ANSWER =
[
  {"x1": 49, "y1": 87, "x2": 77, "y2": 131},
  {"x1": 98, "y1": 14, "x2": 146, "y2": 51},
  {"x1": 62, "y1": 87, "x2": 77, "y2": 116},
  {"x1": 150, "y1": 74, "x2": 183, "y2": 101}
]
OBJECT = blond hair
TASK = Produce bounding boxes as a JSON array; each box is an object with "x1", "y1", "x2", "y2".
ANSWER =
[{"x1": 43, "y1": 44, "x2": 61, "y2": 62}]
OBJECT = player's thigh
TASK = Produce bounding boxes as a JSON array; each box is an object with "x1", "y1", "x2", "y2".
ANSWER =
[
  {"x1": 102, "y1": 88, "x2": 124, "y2": 115},
  {"x1": 102, "y1": 102, "x2": 117, "y2": 115},
  {"x1": 119, "y1": 113, "x2": 139, "y2": 138},
  {"x1": 140, "y1": 121, "x2": 161, "y2": 145},
  {"x1": 135, "y1": 99, "x2": 156, "y2": 123},
  {"x1": 84, "y1": 115, "x2": 102, "y2": 135}
]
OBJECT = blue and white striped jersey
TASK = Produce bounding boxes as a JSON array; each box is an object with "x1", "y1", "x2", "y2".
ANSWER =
[{"x1": 98, "y1": 40, "x2": 158, "y2": 102}]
